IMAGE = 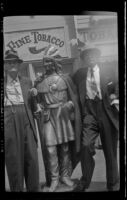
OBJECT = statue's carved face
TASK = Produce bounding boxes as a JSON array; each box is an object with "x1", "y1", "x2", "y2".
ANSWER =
[
  {"x1": 43, "y1": 59, "x2": 53, "y2": 67},
  {"x1": 43, "y1": 58, "x2": 55, "y2": 75}
]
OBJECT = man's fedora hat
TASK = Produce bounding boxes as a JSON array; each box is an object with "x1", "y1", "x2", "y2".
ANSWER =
[
  {"x1": 80, "y1": 43, "x2": 101, "y2": 58},
  {"x1": 4, "y1": 50, "x2": 23, "y2": 63}
]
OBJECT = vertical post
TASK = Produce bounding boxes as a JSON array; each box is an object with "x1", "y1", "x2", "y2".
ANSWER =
[
  {"x1": 28, "y1": 63, "x2": 36, "y2": 83},
  {"x1": 28, "y1": 63, "x2": 41, "y2": 148}
]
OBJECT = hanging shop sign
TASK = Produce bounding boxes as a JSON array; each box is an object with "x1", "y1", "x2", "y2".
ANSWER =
[
  {"x1": 84, "y1": 27, "x2": 118, "y2": 44},
  {"x1": 4, "y1": 28, "x2": 67, "y2": 61}
]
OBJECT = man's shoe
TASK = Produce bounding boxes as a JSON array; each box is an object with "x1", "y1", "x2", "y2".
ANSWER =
[
  {"x1": 107, "y1": 185, "x2": 120, "y2": 191},
  {"x1": 73, "y1": 180, "x2": 87, "y2": 192},
  {"x1": 60, "y1": 177, "x2": 74, "y2": 187},
  {"x1": 107, "y1": 180, "x2": 120, "y2": 191},
  {"x1": 48, "y1": 180, "x2": 59, "y2": 192},
  {"x1": 107, "y1": 187, "x2": 120, "y2": 191}
]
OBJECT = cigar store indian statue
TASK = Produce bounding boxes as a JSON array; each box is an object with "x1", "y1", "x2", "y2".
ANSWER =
[{"x1": 30, "y1": 45, "x2": 81, "y2": 192}]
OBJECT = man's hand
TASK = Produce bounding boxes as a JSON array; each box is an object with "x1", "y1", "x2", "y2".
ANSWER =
[
  {"x1": 109, "y1": 94, "x2": 117, "y2": 100},
  {"x1": 63, "y1": 101, "x2": 74, "y2": 110},
  {"x1": 109, "y1": 94, "x2": 119, "y2": 111},
  {"x1": 34, "y1": 104, "x2": 43, "y2": 119},
  {"x1": 59, "y1": 101, "x2": 74, "y2": 120}
]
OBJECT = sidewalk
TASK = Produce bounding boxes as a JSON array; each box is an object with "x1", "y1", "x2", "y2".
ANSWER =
[
  {"x1": 38, "y1": 145, "x2": 119, "y2": 192},
  {"x1": 5, "y1": 141, "x2": 119, "y2": 192}
]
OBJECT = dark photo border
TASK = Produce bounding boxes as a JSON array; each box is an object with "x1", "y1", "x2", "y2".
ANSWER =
[{"x1": 0, "y1": 1, "x2": 125, "y2": 200}]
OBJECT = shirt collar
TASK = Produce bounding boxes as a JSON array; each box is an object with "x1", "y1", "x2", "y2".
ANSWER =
[
  {"x1": 93, "y1": 64, "x2": 99, "y2": 72},
  {"x1": 7, "y1": 74, "x2": 19, "y2": 84},
  {"x1": 88, "y1": 64, "x2": 99, "y2": 73}
]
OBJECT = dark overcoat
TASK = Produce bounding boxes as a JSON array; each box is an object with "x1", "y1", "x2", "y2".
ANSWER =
[{"x1": 72, "y1": 62, "x2": 119, "y2": 135}]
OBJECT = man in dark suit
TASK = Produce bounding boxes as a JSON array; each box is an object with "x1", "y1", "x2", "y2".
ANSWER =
[
  {"x1": 4, "y1": 50, "x2": 39, "y2": 191},
  {"x1": 72, "y1": 44, "x2": 119, "y2": 191}
]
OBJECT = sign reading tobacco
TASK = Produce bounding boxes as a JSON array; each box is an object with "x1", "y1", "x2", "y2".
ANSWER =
[
  {"x1": 4, "y1": 28, "x2": 67, "y2": 61},
  {"x1": 86, "y1": 27, "x2": 118, "y2": 43}
]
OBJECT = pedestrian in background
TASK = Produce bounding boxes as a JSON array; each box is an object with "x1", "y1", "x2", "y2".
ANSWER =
[
  {"x1": 72, "y1": 43, "x2": 119, "y2": 191},
  {"x1": 4, "y1": 50, "x2": 39, "y2": 191}
]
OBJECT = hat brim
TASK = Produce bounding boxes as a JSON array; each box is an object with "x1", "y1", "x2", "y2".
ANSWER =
[
  {"x1": 80, "y1": 47, "x2": 101, "y2": 57},
  {"x1": 4, "y1": 58, "x2": 23, "y2": 63}
]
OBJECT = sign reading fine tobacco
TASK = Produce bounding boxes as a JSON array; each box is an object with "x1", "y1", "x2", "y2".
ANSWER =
[{"x1": 4, "y1": 28, "x2": 67, "y2": 61}]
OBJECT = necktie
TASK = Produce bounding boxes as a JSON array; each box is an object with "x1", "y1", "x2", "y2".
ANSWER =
[
  {"x1": 90, "y1": 68, "x2": 99, "y2": 98},
  {"x1": 12, "y1": 80, "x2": 21, "y2": 101}
]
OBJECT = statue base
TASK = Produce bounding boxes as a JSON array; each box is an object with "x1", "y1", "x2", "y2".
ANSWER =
[{"x1": 41, "y1": 179, "x2": 79, "y2": 192}]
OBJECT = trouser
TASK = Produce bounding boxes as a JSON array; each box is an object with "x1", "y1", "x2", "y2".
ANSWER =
[
  {"x1": 45, "y1": 143, "x2": 72, "y2": 183},
  {"x1": 4, "y1": 105, "x2": 39, "y2": 192},
  {"x1": 81, "y1": 99, "x2": 119, "y2": 190}
]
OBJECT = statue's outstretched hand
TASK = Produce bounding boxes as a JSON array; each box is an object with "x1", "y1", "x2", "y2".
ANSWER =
[{"x1": 30, "y1": 88, "x2": 38, "y2": 96}]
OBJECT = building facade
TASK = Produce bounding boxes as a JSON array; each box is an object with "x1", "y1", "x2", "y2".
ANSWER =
[{"x1": 75, "y1": 13, "x2": 118, "y2": 62}]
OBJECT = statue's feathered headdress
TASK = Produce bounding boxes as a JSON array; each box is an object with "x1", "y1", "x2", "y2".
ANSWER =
[
  {"x1": 43, "y1": 45, "x2": 61, "y2": 60},
  {"x1": 42, "y1": 45, "x2": 63, "y2": 73}
]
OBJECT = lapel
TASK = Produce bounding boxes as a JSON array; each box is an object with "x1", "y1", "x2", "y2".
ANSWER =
[
  {"x1": 4, "y1": 74, "x2": 9, "y2": 98},
  {"x1": 79, "y1": 68, "x2": 87, "y2": 107},
  {"x1": 99, "y1": 63, "x2": 111, "y2": 97},
  {"x1": 4, "y1": 79, "x2": 7, "y2": 98},
  {"x1": 98, "y1": 64, "x2": 105, "y2": 97},
  {"x1": 18, "y1": 75, "x2": 28, "y2": 105},
  {"x1": 18, "y1": 75, "x2": 33, "y2": 124},
  {"x1": 18, "y1": 75, "x2": 38, "y2": 142}
]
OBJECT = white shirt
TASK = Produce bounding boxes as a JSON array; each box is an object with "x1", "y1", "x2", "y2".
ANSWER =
[
  {"x1": 4, "y1": 75, "x2": 24, "y2": 106},
  {"x1": 86, "y1": 64, "x2": 102, "y2": 99}
]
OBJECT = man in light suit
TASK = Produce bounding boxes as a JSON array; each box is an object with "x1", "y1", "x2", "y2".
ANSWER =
[
  {"x1": 72, "y1": 44, "x2": 119, "y2": 191},
  {"x1": 4, "y1": 50, "x2": 39, "y2": 191}
]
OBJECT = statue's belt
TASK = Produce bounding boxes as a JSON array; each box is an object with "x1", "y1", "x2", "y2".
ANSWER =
[{"x1": 43, "y1": 102, "x2": 63, "y2": 122}]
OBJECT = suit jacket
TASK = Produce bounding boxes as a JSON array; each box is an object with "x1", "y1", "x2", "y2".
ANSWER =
[
  {"x1": 72, "y1": 62, "x2": 119, "y2": 133},
  {"x1": 4, "y1": 74, "x2": 38, "y2": 143}
]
